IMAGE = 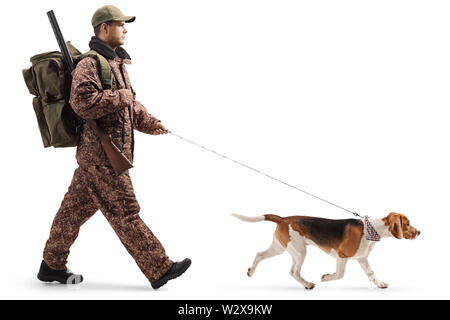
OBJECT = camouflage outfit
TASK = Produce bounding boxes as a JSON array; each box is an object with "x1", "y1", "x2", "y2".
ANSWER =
[{"x1": 43, "y1": 37, "x2": 173, "y2": 282}]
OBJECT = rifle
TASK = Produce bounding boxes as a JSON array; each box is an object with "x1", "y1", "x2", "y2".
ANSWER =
[{"x1": 47, "y1": 10, "x2": 133, "y2": 176}]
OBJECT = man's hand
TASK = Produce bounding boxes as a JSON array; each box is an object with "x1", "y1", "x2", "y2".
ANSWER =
[{"x1": 152, "y1": 122, "x2": 168, "y2": 135}]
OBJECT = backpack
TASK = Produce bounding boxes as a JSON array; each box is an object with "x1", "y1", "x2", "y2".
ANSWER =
[{"x1": 22, "y1": 42, "x2": 113, "y2": 148}]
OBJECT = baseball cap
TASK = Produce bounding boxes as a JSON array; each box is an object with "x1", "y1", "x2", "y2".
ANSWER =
[{"x1": 92, "y1": 5, "x2": 136, "y2": 28}]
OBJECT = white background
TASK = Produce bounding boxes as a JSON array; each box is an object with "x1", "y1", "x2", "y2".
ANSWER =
[{"x1": 1, "y1": 0, "x2": 449, "y2": 300}]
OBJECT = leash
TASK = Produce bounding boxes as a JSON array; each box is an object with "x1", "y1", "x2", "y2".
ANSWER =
[{"x1": 168, "y1": 131, "x2": 363, "y2": 219}]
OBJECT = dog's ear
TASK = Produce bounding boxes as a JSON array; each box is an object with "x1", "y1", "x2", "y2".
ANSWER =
[
  {"x1": 391, "y1": 214, "x2": 404, "y2": 239},
  {"x1": 383, "y1": 212, "x2": 404, "y2": 239}
]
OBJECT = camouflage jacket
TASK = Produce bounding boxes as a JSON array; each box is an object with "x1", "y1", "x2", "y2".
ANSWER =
[{"x1": 70, "y1": 37, "x2": 161, "y2": 168}]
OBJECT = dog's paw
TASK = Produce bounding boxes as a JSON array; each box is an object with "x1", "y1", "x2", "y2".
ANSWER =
[
  {"x1": 321, "y1": 273, "x2": 335, "y2": 282},
  {"x1": 304, "y1": 282, "x2": 316, "y2": 290},
  {"x1": 376, "y1": 281, "x2": 389, "y2": 289},
  {"x1": 247, "y1": 267, "x2": 254, "y2": 277}
]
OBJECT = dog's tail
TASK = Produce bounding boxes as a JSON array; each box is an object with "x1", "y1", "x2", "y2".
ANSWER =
[{"x1": 231, "y1": 213, "x2": 283, "y2": 224}]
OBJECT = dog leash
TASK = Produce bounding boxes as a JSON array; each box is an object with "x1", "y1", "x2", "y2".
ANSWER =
[{"x1": 168, "y1": 131, "x2": 364, "y2": 219}]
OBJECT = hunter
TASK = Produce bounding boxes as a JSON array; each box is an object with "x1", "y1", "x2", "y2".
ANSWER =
[{"x1": 37, "y1": 5, "x2": 191, "y2": 289}]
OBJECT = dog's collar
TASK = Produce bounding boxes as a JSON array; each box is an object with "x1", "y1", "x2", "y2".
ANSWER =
[{"x1": 364, "y1": 216, "x2": 381, "y2": 241}]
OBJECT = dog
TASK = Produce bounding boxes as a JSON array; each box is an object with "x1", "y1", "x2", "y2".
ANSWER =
[{"x1": 232, "y1": 212, "x2": 420, "y2": 289}]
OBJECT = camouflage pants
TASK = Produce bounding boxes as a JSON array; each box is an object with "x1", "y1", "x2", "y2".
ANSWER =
[{"x1": 43, "y1": 165, "x2": 173, "y2": 282}]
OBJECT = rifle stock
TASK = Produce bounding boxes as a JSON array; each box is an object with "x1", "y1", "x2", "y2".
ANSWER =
[
  {"x1": 86, "y1": 120, "x2": 133, "y2": 176},
  {"x1": 47, "y1": 10, "x2": 133, "y2": 176}
]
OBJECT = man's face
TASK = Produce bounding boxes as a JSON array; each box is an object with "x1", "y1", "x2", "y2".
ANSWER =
[{"x1": 104, "y1": 21, "x2": 128, "y2": 48}]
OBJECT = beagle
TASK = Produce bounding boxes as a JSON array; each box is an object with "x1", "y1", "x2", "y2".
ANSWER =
[{"x1": 232, "y1": 212, "x2": 420, "y2": 289}]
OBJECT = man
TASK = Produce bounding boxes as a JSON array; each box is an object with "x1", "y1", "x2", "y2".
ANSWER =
[{"x1": 37, "y1": 5, "x2": 191, "y2": 289}]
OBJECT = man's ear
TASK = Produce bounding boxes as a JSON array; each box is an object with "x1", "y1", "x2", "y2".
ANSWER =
[{"x1": 101, "y1": 23, "x2": 109, "y2": 35}]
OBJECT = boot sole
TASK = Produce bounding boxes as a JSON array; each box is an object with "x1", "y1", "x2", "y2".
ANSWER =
[
  {"x1": 37, "y1": 273, "x2": 83, "y2": 284},
  {"x1": 152, "y1": 260, "x2": 191, "y2": 289}
]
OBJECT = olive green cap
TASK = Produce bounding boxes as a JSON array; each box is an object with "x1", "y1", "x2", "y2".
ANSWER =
[{"x1": 92, "y1": 5, "x2": 136, "y2": 28}]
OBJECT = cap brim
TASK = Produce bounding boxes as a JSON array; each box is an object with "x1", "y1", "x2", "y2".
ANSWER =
[{"x1": 123, "y1": 16, "x2": 135, "y2": 23}]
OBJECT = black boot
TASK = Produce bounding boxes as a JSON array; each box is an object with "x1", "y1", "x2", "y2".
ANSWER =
[
  {"x1": 37, "y1": 260, "x2": 83, "y2": 284},
  {"x1": 151, "y1": 258, "x2": 191, "y2": 289}
]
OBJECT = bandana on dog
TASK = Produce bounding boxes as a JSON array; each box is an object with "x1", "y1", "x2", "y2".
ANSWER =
[{"x1": 364, "y1": 216, "x2": 380, "y2": 241}]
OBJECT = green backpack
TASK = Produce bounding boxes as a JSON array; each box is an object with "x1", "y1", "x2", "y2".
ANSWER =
[{"x1": 23, "y1": 42, "x2": 113, "y2": 148}]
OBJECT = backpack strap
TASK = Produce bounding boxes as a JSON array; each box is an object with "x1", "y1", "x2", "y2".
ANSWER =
[{"x1": 78, "y1": 50, "x2": 113, "y2": 90}]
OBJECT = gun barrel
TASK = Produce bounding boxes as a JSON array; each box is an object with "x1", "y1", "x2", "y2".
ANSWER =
[{"x1": 47, "y1": 10, "x2": 74, "y2": 72}]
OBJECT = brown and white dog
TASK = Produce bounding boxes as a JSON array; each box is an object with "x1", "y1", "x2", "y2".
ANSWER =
[{"x1": 232, "y1": 212, "x2": 420, "y2": 289}]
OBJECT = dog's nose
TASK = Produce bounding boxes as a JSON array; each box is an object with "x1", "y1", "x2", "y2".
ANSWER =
[{"x1": 417, "y1": 231, "x2": 421, "y2": 236}]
